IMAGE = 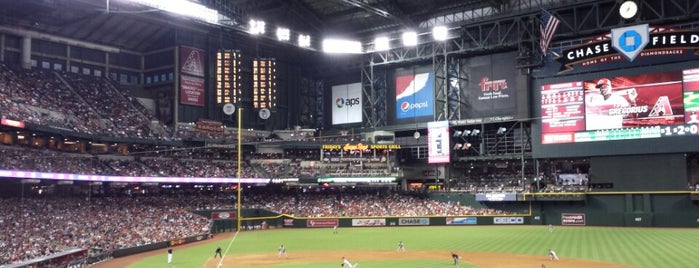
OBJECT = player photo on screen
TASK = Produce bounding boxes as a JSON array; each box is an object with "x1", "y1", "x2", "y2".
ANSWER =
[
  {"x1": 584, "y1": 72, "x2": 684, "y2": 131},
  {"x1": 682, "y1": 68, "x2": 699, "y2": 124}
]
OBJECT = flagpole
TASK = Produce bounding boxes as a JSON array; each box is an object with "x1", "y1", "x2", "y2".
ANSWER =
[{"x1": 236, "y1": 107, "x2": 242, "y2": 232}]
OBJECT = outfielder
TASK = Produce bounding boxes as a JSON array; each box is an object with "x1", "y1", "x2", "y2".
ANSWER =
[{"x1": 397, "y1": 241, "x2": 405, "y2": 252}]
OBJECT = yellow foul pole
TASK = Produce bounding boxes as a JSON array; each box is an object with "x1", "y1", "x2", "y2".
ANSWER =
[{"x1": 236, "y1": 107, "x2": 242, "y2": 231}]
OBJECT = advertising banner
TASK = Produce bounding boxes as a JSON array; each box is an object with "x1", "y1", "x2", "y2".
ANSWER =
[
  {"x1": 396, "y1": 72, "x2": 434, "y2": 119},
  {"x1": 462, "y1": 52, "x2": 518, "y2": 122},
  {"x1": 352, "y1": 218, "x2": 386, "y2": 227},
  {"x1": 196, "y1": 119, "x2": 224, "y2": 133},
  {"x1": 211, "y1": 211, "x2": 236, "y2": 220},
  {"x1": 306, "y1": 219, "x2": 338, "y2": 228},
  {"x1": 475, "y1": 193, "x2": 517, "y2": 201},
  {"x1": 553, "y1": 26, "x2": 699, "y2": 74},
  {"x1": 332, "y1": 83, "x2": 363, "y2": 124},
  {"x1": 180, "y1": 46, "x2": 206, "y2": 77},
  {"x1": 446, "y1": 217, "x2": 477, "y2": 225},
  {"x1": 493, "y1": 217, "x2": 524, "y2": 224},
  {"x1": 561, "y1": 213, "x2": 586, "y2": 225},
  {"x1": 427, "y1": 121, "x2": 450, "y2": 164},
  {"x1": 180, "y1": 75, "x2": 205, "y2": 106},
  {"x1": 398, "y1": 218, "x2": 429, "y2": 226}
]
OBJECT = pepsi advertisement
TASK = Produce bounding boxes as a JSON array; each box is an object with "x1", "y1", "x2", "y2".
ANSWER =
[{"x1": 395, "y1": 71, "x2": 434, "y2": 119}]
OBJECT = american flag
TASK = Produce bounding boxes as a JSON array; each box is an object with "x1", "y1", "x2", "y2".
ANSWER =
[{"x1": 540, "y1": 9, "x2": 561, "y2": 56}]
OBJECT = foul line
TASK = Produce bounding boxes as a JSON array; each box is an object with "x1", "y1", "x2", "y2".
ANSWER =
[{"x1": 216, "y1": 231, "x2": 240, "y2": 267}]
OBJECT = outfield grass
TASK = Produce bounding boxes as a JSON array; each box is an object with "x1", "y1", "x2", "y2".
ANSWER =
[{"x1": 127, "y1": 226, "x2": 699, "y2": 268}]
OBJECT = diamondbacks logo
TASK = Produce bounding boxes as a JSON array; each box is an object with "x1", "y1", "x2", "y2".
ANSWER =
[{"x1": 181, "y1": 46, "x2": 205, "y2": 77}]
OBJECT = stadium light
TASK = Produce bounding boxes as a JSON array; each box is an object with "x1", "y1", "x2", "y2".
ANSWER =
[
  {"x1": 432, "y1": 25, "x2": 448, "y2": 41},
  {"x1": 322, "y1": 38, "x2": 363, "y2": 54},
  {"x1": 402, "y1": 31, "x2": 418, "y2": 47},
  {"x1": 452, "y1": 130, "x2": 462, "y2": 137},
  {"x1": 249, "y1": 19, "x2": 266, "y2": 35},
  {"x1": 298, "y1": 34, "x2": 311, "y2": 47},
  {"x1": 125, "y1": 0, "x2": 219, "y2": 24},
  {"x1": 374, "y1": 36, "x2": 390, "y2": 51},
  {"x1": 276, "y1": 27, "x2": 290, "y2": 41}
]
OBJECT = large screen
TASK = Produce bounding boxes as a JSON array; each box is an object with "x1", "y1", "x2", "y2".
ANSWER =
[{"x1": 540, "y1": 69, "x2": 697, "y2": 144}]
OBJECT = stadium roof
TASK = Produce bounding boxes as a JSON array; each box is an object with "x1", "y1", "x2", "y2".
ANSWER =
[{"x1": 0, "y1": 0, "x2": 493, "y2": 53}]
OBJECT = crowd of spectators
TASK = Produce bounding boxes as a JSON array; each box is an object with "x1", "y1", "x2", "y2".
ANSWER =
[
  {"x1": 0, "y1": 187, "x2": 516, "y2": 266},
  {"x1": 0, "y1": 195, "x2": 210, "y2": 265},
  {"x1": 61, "y1": 73, "x2": 168, "y2": 139}
]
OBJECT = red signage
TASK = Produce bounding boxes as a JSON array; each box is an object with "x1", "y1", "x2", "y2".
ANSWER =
[
  {"x1": 561, "y1": 213, "x2": 586, "y2": 225},
  {"x1": 1, "y1": 118, "x2": 25, "y2": 128},
  {"x1": 196, "y1": 119, "x2": 224, "y2": 133},
  {"x1": 180, "y1": 75, "x2": 205, "y2": 106},
  {"x1": 306, "y1": 219, "x2": 338, "y2": 228},
  {"x1": 180, "y1": 46, "x2": 205, "y2": 77}
]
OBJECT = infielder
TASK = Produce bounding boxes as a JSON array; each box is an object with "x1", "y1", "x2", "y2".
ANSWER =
[
  {"x1": 342, "y1": 256, "x2": 358, "y2": 268},
  {"x1": 549, "y1": 249, "x2": 559, "y2": 261},
  {"x1": 397, "y1": 241, "x2": 405, "y2": 252},
  {"x1": 278, "y1": 244, "x2": 288, "y2": 258}
]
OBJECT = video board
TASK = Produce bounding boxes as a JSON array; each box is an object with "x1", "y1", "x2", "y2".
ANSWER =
[{"x1": 540, "y1": 69, "x2": 696, "y2": 144}]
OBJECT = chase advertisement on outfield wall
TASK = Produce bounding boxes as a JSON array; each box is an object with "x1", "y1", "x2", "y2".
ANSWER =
[
  {"x1": 549, "y1": 25, "x2": 699, "y2": 74},
  {"x1": 395, "y1": 70, "x2": 434, "y2": 119},
  {"x1": 331, "y1": 82, "x2": 363, "y2": 125},
  {"x1": 398, "y1": 218, "x2": 429, "y2": 226}
]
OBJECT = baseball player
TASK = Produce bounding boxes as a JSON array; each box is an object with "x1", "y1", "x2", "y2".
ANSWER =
[
  {"x1": 549, "y1": 249, "x2": 559, "y2": 261},
  {"x1": 278, "y1": 244, "x2": 288, "y2": 258},
  {"x1": 333, "y1": 225, "x2": 338, "y2": 234},
  {"x1": 167, "y1": 247, "x2": 173, "y2": 264},
  {"x1": 548, "y1": 224, "x2": 553, "y2": 233},
  {"x1": 397, "y1": 241, "x2": 405, "y2": 252},
  {"x1": 451, "y1": 252, "x2": 460, "y2": 266},
  {"x1": 214, "y1": 246, "x2": 222, "y2": 258},
  {"x1": 342, "y1": 256, "x2": 358, "y2": 268}
]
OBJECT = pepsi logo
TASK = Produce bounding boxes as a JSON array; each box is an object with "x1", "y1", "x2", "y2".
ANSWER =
[
  {"x1": 400, "y1": 102, "x2": 410, "y2": 112},
  {"x1": 400, "y1": 101, "x2": 429, "y2": 113}
]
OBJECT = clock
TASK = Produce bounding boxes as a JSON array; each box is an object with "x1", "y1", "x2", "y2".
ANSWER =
[
  {"x1": 259, "y1": 108, "x2": 271, "y2": 120},
  {"x1": 222, "y1": 103, "x2": 235, "y2": 115},
  {"x1": 619, "y1": 1, "x2": 638, "y2": 19}
]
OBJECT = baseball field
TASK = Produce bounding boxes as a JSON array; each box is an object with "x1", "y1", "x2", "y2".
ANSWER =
[{"x1": 94, "y1": 225, "x2": 699, "y2": 268}]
